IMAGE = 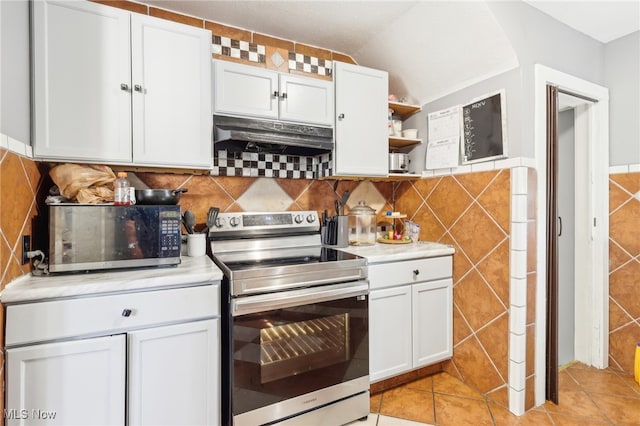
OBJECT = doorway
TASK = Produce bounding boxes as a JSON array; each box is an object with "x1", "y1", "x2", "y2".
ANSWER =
[{"x1": 534, "y1": 65, "x2": 610, "y2": 407}]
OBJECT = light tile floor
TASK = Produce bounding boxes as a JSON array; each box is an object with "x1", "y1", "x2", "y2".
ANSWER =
[{"x1": 356, "y1": 362, "x2": 640, "y2": 425}]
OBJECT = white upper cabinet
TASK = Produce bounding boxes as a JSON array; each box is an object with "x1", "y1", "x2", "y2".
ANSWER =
[
  {"x1": 278, "y1": 74, "x2": 334, "y2": 125},
  {"x1": 131, "y1": 14, "x2": 212, "y2": 167},
  {"x1": 213, "y1": 60, "x2": 333, "y2": 126},
  {"x1": 333, "y1": 61, "x2": 388, "y2": 177},
  {"x1": 32, "y1": 0, "x2": 212, "y2": 169},
  {"x1": 32, "y1": 0, "x2": 132, "y2": 163}
]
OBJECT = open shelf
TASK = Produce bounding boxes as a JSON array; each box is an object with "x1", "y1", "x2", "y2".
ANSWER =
[
  {"x1": 388, "y1": 101, "x2": 421, "y2": 120},
  {"x1": 389, "y1": 136, "x2": 422, "y2": 150}
]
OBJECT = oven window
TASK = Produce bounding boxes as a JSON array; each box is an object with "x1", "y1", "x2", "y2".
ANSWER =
[{"x1": 231, "y1": 296, "x2": 368, "y2": 416}]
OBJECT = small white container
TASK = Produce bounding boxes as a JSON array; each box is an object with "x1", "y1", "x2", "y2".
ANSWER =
[
  {"x1": 392, "y1": 119, "x2": 403, "y2": 136},
  {"x1": 402, "y1": 129, "x2": 418, "y2": 139},
  {"x1": 187, "y1": 233, "x2": 206, "y2": 257}
]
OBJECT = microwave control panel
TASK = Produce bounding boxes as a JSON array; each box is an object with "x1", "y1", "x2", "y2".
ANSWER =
[{"x1": 159, "y1": 210, "x2": 181, "y2": 256}]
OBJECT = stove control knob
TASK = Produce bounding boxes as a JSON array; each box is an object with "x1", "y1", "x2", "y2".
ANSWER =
[
  {"x1": 306, "y1": 214, "x2": 316, "y2": 223},
  {"x1": 215, "y1": 218, "x2": 226, "y2": 228},
  {"x1": 294, "y1": 214, "x2": 304, "y2": 224},
  {"x1": 230, "y1": 217, "x2": 241, "y2": 227}
]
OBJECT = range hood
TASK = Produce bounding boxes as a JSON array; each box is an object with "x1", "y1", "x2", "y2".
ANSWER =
[{"x1": 213, "y1": 115, "x2": 333, "y2": 156}]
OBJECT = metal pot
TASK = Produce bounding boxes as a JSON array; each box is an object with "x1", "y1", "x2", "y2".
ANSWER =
[
  {"x1": 134, "y1": 188, "x2": 187, "y2": 205},
  {"x1": 389, "y1": 153, "x2": 410, "y2": 173}
]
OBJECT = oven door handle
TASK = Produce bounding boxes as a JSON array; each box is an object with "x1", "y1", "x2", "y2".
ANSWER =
[{"x1": 231, "y1": 281, "x2": 369, "y2": 316}]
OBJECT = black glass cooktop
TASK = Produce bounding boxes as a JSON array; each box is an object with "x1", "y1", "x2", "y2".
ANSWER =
[{"x1": 214, "y1": 246, "x2": 362, "y2": 272}]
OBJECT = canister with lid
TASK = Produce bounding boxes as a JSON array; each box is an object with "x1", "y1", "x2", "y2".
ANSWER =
[{"x1": 348, "y1": 201, "x2": 377, "y2": 245}]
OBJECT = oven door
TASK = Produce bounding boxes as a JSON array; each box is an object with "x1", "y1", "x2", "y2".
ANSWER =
[{"x1": 227, "y1": 281, "x2": 369, "y2": 426}]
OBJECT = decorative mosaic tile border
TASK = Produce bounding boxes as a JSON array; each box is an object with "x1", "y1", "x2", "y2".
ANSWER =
[
  {"x1": 212, "y1": 150, "x2": 316, "y2": 179},
  {"x1": 315, "y1": 152, "x2": 333, "y2": 177},
  {"x1": 288, "y1": 53, "x2": 333, "y2": 76},
  {"x1": 212, "y1": 36, "x2": 266, "y2": 63}
]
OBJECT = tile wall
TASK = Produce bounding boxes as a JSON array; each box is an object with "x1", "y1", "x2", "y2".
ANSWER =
[
  {"x1": 394, "y1": 169, "x2": 515, "y2": 411},
  {"x1": 608, "y1": 171, "x2": 640, "y2": 376},
  {"x1": 0, "y1": 149, "x2": 47, "y2": 288},
  {"x1": 0, "y1": 149, "x2": 49, "y2": 423},
  {"x1": 2, "y1": 0, "x2": 636, "y2": 419}
]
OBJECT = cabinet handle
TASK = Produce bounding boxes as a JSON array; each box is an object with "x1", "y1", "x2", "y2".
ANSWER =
[
  {"x1": 121, "y1": 308, "x2": 132, "y2": 317},
  {"x1": 413, "y1": 269, "x2": 420, "y2": 276},
  {"x1": 134, "y1": 84, "x2": 143, "y2": 92},
  {"x1": 558, "y1": 216, "x2": 563, "y2": 237},
  {"x1": 120, "y1": 83, "x2": 130, "y2": 92},
  {"x1": 280, "y1": 92, "x2": 288, "y2": 100},
  {"x1": 338, "y1": 113, "x2": 345, "y2": 120},
  {"x1": 272, "y1": 91, "x2": 279, "y2": 98}
]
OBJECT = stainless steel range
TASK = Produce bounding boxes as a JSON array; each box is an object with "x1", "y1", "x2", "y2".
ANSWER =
[{"x1": 209, "y1": 211, "x2": 369, "y2": 426}]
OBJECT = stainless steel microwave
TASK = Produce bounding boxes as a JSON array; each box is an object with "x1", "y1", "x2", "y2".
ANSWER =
[{"x1": 49, "y1": 204, "x2": 182, "y2": 273}]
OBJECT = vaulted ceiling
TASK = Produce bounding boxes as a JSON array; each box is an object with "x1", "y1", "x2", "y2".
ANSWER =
[{"x1": 138, "y1": 0, "x2": 639, "y2": 106}]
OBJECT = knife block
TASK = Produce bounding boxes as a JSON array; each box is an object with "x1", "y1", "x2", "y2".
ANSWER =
[{"x1": 322, "y1": 215, "x2": 348, "y2": 248}]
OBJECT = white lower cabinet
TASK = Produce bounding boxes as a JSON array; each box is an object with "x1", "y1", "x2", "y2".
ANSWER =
[
  {"x1": 369, "y1": 257, "x2": 453, "y2": 383},
  {"x1": 412, "y1": 279, "x2": 453, "y2": 367},
  {"x1": 6, "y1": 335, "x2": 126, "y2": 425},
  {"x1": 5, "y1": 284, "x2": 220, "y2": 426},
  {"x1": 370, "y1": 286, "x2": 412, "y2": 380},
  {"x1": 128, "y1": 320, "x2": 218, "y2": 426}
]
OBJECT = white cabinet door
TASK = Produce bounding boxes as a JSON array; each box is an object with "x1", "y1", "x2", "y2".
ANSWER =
[
  {"x1": 213, "y1": 60, "x2": 278, "y2": 119},
  {"x1": 279, "y1": 74, "x2": 334, "y2": 126},
  {"x1": 32, "y1": 0, "x2": 132, "y2": 162},
  {"x1": 6, "y1": 335, "x2": 126, "y2": 426},
  {"x1": 131, "y1": 14, "x2": 212, "y2": 168},
  {"x1": 333, "y1": 61, "x2": 388, "y2": 177},
  {"x1": 369, "y1": 286, "x2": 412, "y2": 382},
  {"x1": 128, "y1": 319, "x2": 219, "y2": 426},
  {"x1": 412, "y1": 278, "x2": 453, "y2": 367}
]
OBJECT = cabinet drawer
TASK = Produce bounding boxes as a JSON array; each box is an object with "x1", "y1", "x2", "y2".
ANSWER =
[
  {"x1": 368, "y1": 256, "x2": 452, "y2": 290},
  {"x1": 6, "y1": 284, "x2": 219, "y2": 347}
]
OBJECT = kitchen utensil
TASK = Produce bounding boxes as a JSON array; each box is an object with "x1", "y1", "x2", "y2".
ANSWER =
[
  {"x1": 204, "y1": 207, "x2": 219, "y2": 234},
  {"x1": 339, "y1": 190, "x2": 350, "y2": 215},
  {"x1": 348, "y1": 201, "x2": 377, "y2": 245},
  {"x1": 134, "y1": 188, "x2": 187, "y2": 205},
  {"x1": 183, "y1": 210, "x2": 195, "y2": 234},
  {"x1": 389, "y1": 153, "x2": 410, "y2": 173}
]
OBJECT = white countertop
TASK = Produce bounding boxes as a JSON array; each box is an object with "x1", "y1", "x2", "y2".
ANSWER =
[
  {"x1": 339, "y1": 241, "x2": 454, "y2": 264},
  {"x1": 1, "y1": 255, "x2": 223, "y2": 304}
]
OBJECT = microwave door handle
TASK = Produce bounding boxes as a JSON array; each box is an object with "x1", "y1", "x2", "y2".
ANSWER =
[{"x1": 232, "y1": 281, "x2": 369, "y2": 317}]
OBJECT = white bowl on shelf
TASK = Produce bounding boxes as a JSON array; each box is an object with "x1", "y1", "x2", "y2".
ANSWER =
[{"x1": 402, "y1": 129, "x2": 418, "y2": 139}]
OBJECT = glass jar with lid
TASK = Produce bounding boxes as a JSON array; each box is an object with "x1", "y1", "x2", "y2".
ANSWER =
[{"x1": 348, "y1": 201, "x2": 377, "y2": 245}]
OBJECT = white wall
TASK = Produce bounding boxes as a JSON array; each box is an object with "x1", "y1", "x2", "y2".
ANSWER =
[
  {"x1": 404, "y1": 68, "x2": 522, "y2": 172},
  {"x1": 408, "y1": 1, "x2": 607, "y2": 172},
  {"x1": 0, "y1": 0, "x2": 31, "y2": 144},
  {"x1": 605, "y1": 31, "x2": 640, "y2": 166}
]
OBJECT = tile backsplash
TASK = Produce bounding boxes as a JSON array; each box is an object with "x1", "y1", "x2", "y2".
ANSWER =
[{"x1": 0, "y1": 149, "x2": 47, "y2": 289}]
